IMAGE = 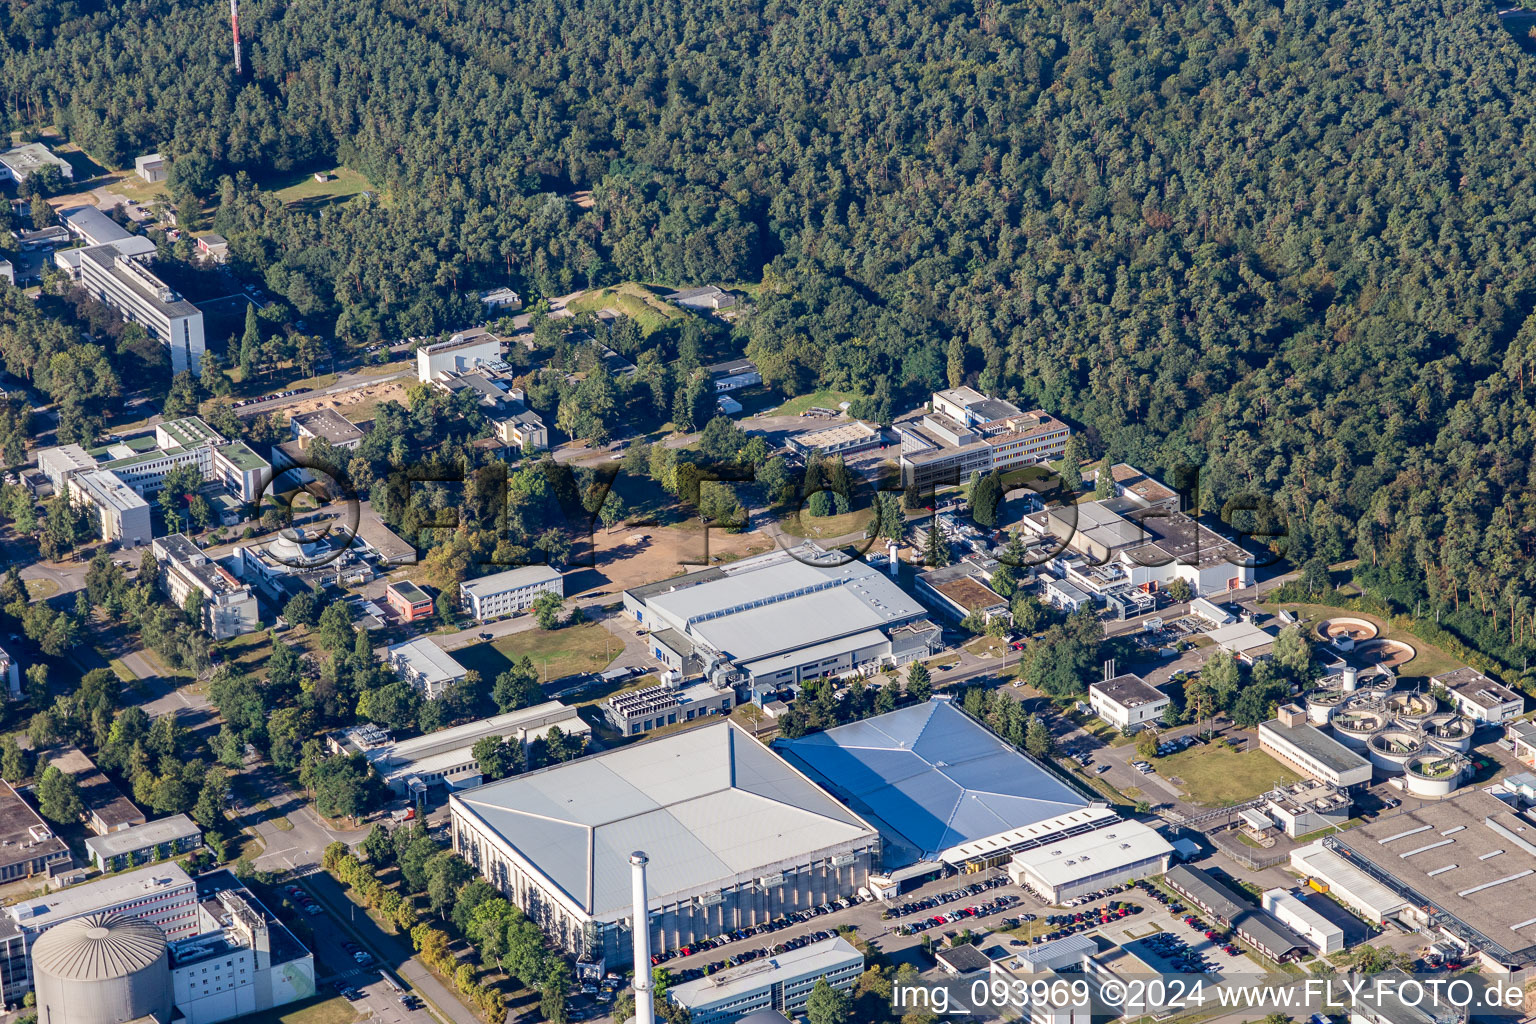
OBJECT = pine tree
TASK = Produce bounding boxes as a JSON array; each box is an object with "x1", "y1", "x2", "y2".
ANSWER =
[
  {"x1": 923, "y1": 523, "x2": 949, "y2": 566},
  {"x1": 906, "y1": 661, "x2": 931, "y2": 701},
  {"x1": 239, "y1": 304, "x2": 260, "y2": 380}
]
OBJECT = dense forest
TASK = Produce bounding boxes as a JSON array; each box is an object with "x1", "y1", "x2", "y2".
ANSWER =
[{"x1": 9, "y1": 0, "x2": 1536, "y2": 673}]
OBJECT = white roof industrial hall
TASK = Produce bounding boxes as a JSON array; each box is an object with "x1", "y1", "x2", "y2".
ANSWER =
[{"x1": 450, "y1": 721, "x2": 877, "y2": 918}]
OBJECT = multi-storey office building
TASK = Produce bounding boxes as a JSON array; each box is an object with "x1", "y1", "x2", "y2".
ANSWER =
[{"x1": 78, "y1": 245, "x2": 205, "y2": 377}]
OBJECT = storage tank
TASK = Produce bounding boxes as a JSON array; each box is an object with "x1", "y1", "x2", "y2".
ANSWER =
[{"x1": 33, "y1": 911, "x2": 173, "y2": 1024}]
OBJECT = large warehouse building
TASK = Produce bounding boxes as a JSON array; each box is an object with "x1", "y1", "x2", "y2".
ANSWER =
[
  {"x1": 449, "y1": 720, "x2": 879, "y2": 963},
  {"x1": 778, "y1": 699, "x2": 1150, "y2": 897},
  {"x1": 623, "y1": 544, "x2": 934, "y2": 694},
  {"x1": 1311, "y1": 788, "x2": 1536, "y2": 969}
]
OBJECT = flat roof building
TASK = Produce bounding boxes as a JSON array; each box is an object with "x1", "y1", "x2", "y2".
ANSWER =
[
  {"x1": 1164, "y1": 865, "x2": 1306, "y2": 962},
  {"x1": 459, "y1": 565, "x2": 564, "y2": 622},
  {"x1": 152, "y1": 534, "x2": 259, "y2": 640},
  {"x1": 78, "y1": 245, "x2": 204, "y2": 377},
  {"x1": 917, "y1": 560, "x2": 1009, "y2": 624},
  {"x1": 1261, "y1": 887, "x2": 1345, "y2": 954},
  {"x1": 1433, "y1": 667, "x2": 1524, "y2": 724},
  {"x1": 417, "y1": 328, "x2": 503, "y2": 382},
  {"x1": 787, "y1": 420, "x2": 881, "y2": 456},
  {"x1": 61, "y1": 205, "x2": 132, "y2": 247},
  {"x1": 1289, "y1": 840, "x2": 1408, "y2": 926},
  {"x1": 84, "y1": 814, "x2": 202, "y2": 874},
  {"x1": 0, "y1": 781, "x2": 70, "y2": 883},
  {"x1": 450, "y1": 720, "x2": 879, "y2": 963},
  {"x1": 47, "y1": 745, "x2": 145, "y2": 835},
  {"x1": 667, "y1": 936, "x2": 863, "y2": 1024},
  {"x1": 135, "y1": 153, "x2": 166, "y2": 183},
  {"x1": 624, "y1": 544, "x2": 928, "y2": 692},
  {"x1": 1205, "y1": 620, "x2": 1278, "y2": 663},
  {"x1": 385, "y1": 638, "x2": 468, "y2": 700},
  {"x1": 1088, "y1": 674, "x2": 1169, "y2": 733},
  {"x1": 69, "y1": 468, "x2": 153, "y2": 547},
  {"x1": 1006, "y1": 817, "x2": 1173, "y2": 904},
  {"x1": 1323, "y1": 788, "x2": 1536, "y2": 968},
  {"x1": 604, "y1": 678, "x2": 736, "y2": 737},
  {"x1": 210, "y1": 441, "x2": 271, "y2": 504},
  {"x1": 706, "y1": 358, "x2": 760, "y2": 392},
  {"x1": 8, "y1": 861, "x2": 198, "y2": 938},
  {"x1": 779, "y1": 699, "x2": 1091, "y2": 869},
  {"x1": 665, "y1": 285, "x2": 737, "y2": 312},
  {"x1": 1259, "y1": 707, "x2": 1374, "y2": 788},
  {"x1": 898, "y1": 390, "x2": 1071, "y2": 490},
  {"x1": 0, "y1": 143, "x2": 73, "y2": 184},
  {"x1": 384, "y1": 580, "x2": 435, "y2": 623},
  {"x1": 289, "y1": 408, "x2": 364, "y2": 449},
  {"x1": 341, "y1": 704, "x2": 589, "y2": 795}
]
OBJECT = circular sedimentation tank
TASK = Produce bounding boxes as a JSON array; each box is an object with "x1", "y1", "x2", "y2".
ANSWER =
[
  {"x1": 1368, "y1": 728, "x2": 1427, "y2": 774},
  {"x1": 1305, "y1": 687, "x2": 1348, "y2": 725},
  {"x1": 1354, "y1": 638, "x2": 1417, "y2": 670},
  {"x1": 1332, "y1": 702, "x2": 1388, "y2": 748},
  {"x1": 1316, "y1": 617, "x2": 1379, "y2": 644},
  {"x1": 33, "y1": 911, "x2": 173, "y2": 1024},
  {"x1": 1423, "y1": 714, "x2": 1475, "y2": 752},
  {"x1": 1385, "y1": 691, "x2": 1436, "y2": 722},
  {"x1": 1404, "y1": 753, "x2": 1464, "y2": 797}
]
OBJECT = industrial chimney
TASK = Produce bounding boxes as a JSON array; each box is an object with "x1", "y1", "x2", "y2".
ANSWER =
[
  {"x1": 886, "y1": 541, "x2": 899, "y2": 577},
  {"x1": 230, "y1": 0, "x2": 242, "y2": 74},
  {"x1": 630, "y1": 852, "x2": 655, "y2": 1024}
]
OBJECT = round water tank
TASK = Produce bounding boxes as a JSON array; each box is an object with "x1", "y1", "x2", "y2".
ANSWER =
[{"x1": 33, "y1": 911, "x2": 173, "y2": 1024}]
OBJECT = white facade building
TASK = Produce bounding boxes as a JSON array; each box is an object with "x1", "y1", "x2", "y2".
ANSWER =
[
  {"x1": 668, "y1": 937, "x2": 863, "y2": 1024},
  {"x1": 459, "y1": 565, "x2": 564, "y2": 621},
  {"x1": 1434, "y1": 667, "x2": 1524, "y2": 724},
  {"x1": 169, "y1": 881, "x2": 315, "y2": 1024},
  {"x1": 1088, "y1": 674, "x2": 1168, "y2": 732},
  {"x1": 78, "y1": 245, "x2": 205, "y2": 377},
  {"x1": 0, "y1": 143, "x2": 73, "y2": 184},
  {"x1": 1005, "y1": 818, "x2": 1173, "y2": 903},
  {"x1": 71, "y1": 469, "x2": 153, "y2": 547},
  {"x1": 386, "y1": 638, "x2": 468, "y2": 699},
  {"x1": 152, "y1": 534, "x2": 259, "y2": 639},
  {"x1": 336, "y1": 704, "x2": 590, "y2": 795},
  {"x1": 1261, "y1": 888, "x2": 1344, "y2": 954},
  {"x1": 417, "y1": 329, "x2": 502, "y2": 382}
]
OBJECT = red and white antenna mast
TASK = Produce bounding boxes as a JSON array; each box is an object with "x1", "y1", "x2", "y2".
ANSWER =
[{"x1": 230, "y1": 0, "x2": 243, "y2": 75}]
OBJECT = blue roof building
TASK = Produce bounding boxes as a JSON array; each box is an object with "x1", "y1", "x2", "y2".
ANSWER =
[{"x1": 778, "y1": 699, "x2": 1093, "y2": 868}]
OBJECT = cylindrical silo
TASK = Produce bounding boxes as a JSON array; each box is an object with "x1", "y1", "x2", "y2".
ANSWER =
[{"x1": 33, "y1": 911, "x2": 172, "y2": 1024}]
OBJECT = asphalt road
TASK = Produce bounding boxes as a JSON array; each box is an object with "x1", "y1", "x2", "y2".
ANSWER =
[{"x1": 294, "y1": 872, "x2": 471, "y2": 1024}]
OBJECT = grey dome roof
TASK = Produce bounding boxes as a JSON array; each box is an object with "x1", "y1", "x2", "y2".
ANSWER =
[{"x1": 32, "y1": 912, "x2": 168, "y2": 980}]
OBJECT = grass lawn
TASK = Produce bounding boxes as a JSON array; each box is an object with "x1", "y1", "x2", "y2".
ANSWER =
[
  {"x1": 1258, "y1": 600, "x2": 1462, "y2": 683},
  {"x1": 266, "y1": 166, "x2": 374, "y2": 207},
  {"x1": 272, "y1": 815, "x2": 294, "y2": 831},
  {"x1": 456, "y1": 622, "x2": 623, "y2": 684},
  {"x1": 240, "y1": 995, "x2": 359, "y2": 1024},
  {"x1": 1155, "y1": 744, "x2": 1301, "y2": 806},
  {"x1": 769, "y1": 390, "x2": 866, "y2": 416},
  {"x1": 23, "y1": 578, "x2": 59, "y2": 601},
  {"x1": 776, "y1": 506, "x2": 873, "y2": 540},
  {"x1": 964, "y1": 636, "x2": 1007, "y2": 658},
  {"x1": 567, "y1": 283, "x2": 683, "y2": 334}
]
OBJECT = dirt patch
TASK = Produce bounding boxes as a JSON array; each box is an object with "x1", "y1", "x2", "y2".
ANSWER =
[
  {"x1": 567, "y1": 523, "x2": 775, "y2": 598},
  {"x1": 281, "y1": 379, "x2": 410, "y2": 421}
]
